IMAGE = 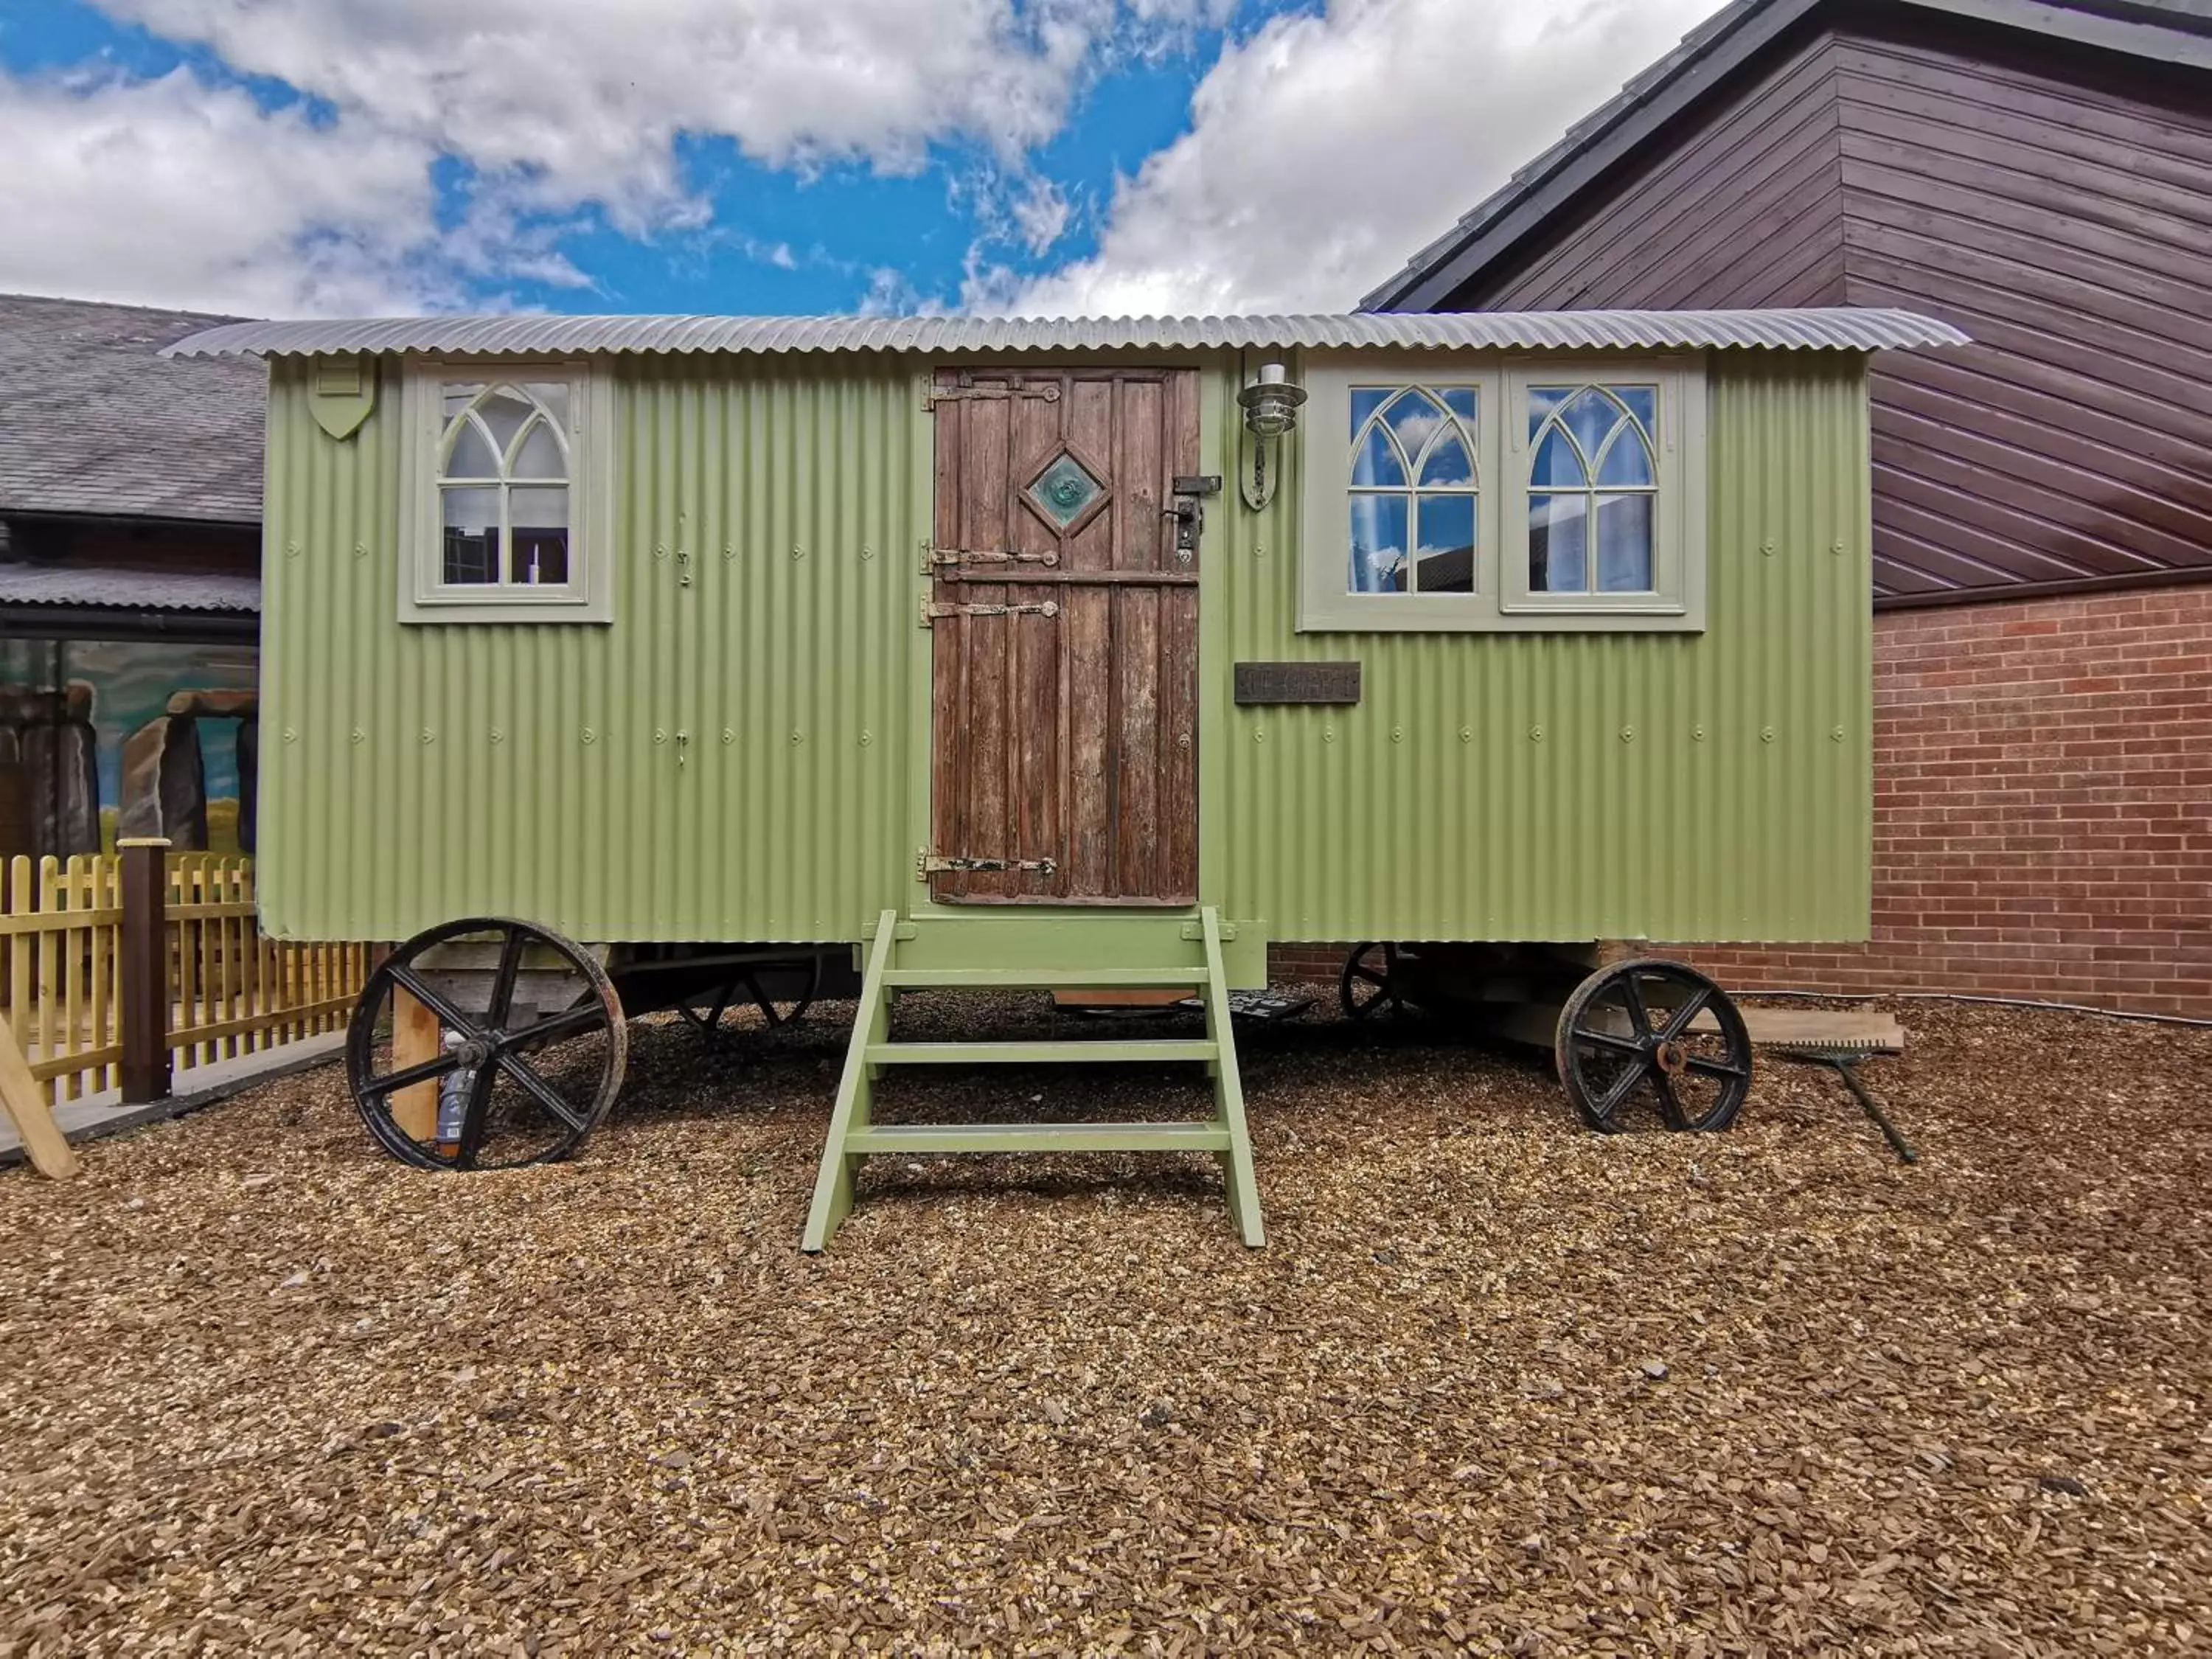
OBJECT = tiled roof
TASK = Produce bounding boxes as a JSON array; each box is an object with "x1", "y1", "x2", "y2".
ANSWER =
[{"x1": 0, "y1": 293, "x2": 265, "y2": 525}]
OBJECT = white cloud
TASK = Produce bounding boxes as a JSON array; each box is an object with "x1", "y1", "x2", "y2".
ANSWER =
[
  {"x1": 97, "y1": 0, "x2": 1211, "y2": 232},
  {"x1": 1012, "y1": 175, "x2": 1075, "y2": 256},
  {"x1": 1008, "y1": 0, "x2": 1721, "y2": 316},
  {"x1": 0, "y1": 65, "x2": 445, "y2": 315}
]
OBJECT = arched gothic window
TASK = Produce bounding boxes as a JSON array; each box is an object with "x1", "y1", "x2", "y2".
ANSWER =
[
  {"x1": 1526, "y1": 385, "x2": 1658, "y2": 594},
  {"x1": 1346, "y1": 385, "x2": 1480, "y2": 594},
  {"x1": 437, "y1": 380, "x2": 574, "y2": 588}
]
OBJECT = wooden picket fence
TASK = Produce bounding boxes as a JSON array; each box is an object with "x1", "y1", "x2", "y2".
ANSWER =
[{"x1": 0, "y1": 851, "x2": 369, "y2": 1106}]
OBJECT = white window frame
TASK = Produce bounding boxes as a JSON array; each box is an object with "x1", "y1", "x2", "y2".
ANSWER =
[
  {"x1": 1297, "y1": 352, "x2": 1707, "y2": 634},
  {"x1": 399, "y1": 359, "x2": 615, "y2": 625}
]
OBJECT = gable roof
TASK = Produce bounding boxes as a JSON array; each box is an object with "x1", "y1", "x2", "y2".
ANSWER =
[
  {"x1": 165, "y1": 307, "x2": 1966, "y2": 359},
  {"x1": 1362, "y1": 0, "x2": 2212, "y2": 313},
  {"x1": 0, "y1": 293, "x2": 266, "y2": 526}
]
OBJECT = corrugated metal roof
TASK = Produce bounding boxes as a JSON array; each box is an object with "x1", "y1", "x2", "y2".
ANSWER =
[
  {"x1": 165, "y1": 308, "x2": 1967, "y2": 361},
  {"x1": 0, "y1": 563, "x2": 260, "y2": 613}
]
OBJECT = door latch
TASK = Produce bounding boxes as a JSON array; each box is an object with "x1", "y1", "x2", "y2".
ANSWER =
[
  {"x1": 922, "y1": 545, "x2": 1062, "y2": 571},
  {"x1": 921, "y1": 598, "x2": 1060, "y2": 627},
  {"x1": 1165, "y1": 474, "x2": 1222, "y2": 564}
]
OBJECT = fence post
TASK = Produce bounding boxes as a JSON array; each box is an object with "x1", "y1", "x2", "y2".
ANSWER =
[{"x1": 119, "y1": 838, "x2": 172, "y2": 1105}]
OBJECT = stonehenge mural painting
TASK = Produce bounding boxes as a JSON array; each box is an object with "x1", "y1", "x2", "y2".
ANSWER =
[{"x1": 0, "y1": 639, "x2": 258, "y2": 860}]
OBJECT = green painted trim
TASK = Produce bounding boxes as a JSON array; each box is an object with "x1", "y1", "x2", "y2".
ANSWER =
[
  {"x1": 846, "y1": 1123, "x2": 1231, "y2": 1154},
  {"x1": 882, "y1": 967, "x2": 1203, "y2": 989},
  {"x1": 863, "y1": 1040, "x2": 1219, "y2": 1065},
  {"x1": 1202, "y1": 905, "x2": 1265, "y2": 1247},
  {"x1": 801, "y1": 908, "x2": 897, "y2": 1252}
]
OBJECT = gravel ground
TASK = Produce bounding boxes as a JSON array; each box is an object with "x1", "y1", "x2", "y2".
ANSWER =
[{"x1": 3, "y1": 992, "x2": 2208, "y2": 1656}]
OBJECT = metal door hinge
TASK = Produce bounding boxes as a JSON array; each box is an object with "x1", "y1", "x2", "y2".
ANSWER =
[
  {"x1": 923, "y1": 545, "x2": 1061, "y2": 571},
  {"x1": 923, "y1": 380, "x2": 1063, "y2": 411},
  {"x1": 918, "y1": 852, "x2": 1058, "y2": 880},
  {"x1": 921, "y1": 598, "x2": 1060, "y2": 627}
]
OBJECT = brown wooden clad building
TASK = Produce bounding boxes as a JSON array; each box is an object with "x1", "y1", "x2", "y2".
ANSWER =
[{"x1": 1355, "y1": 0, "x2": 2212, "y2": 1016}]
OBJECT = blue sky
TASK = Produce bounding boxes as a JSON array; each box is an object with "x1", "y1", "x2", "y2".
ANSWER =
[{"x1": 0, "y1": 1, "x2": 1716, "y2": 319}]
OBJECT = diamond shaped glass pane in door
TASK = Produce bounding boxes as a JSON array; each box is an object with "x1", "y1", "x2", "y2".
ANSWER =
[{"x1": 1029, "y1": 453, "x2": 1105, "y2": 527}]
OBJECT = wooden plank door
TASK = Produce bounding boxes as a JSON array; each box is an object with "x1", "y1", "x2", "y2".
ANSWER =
[{"x1": 928, "y1": 366, "x2": 1200, "y2": 905}]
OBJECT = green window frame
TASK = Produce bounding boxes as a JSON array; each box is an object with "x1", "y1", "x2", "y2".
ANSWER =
[{"x1": 1297, "y1": 354, "x2": 1707, "y2": 634}]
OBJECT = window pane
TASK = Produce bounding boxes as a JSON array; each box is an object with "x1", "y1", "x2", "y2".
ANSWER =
[
  {"x1": 444, "y1": 415, "x2": 500, "y2": 479},
  {"x1": 1618, "y1": 386, "x2": 1657, "y2": 434},
  {"x1": 1350, "y1": 387, "x2": 1392, "y2": 428},
  {"x1": 1418, "y1": 431, "x2": 1475, "y2": 486},
  {"x1": 1530, "y1": 493, "x2": 1588, "y2": 593},
  {"x1": 524, "y1": 381, "x2": 571, "y2": 433},
  {"x1": 476, "y1": 387, "x2": 535, "y2": 453},
  {"x1": 1349, "y1": 494, "x2": 1409, "y2": 593},
  {"x1": 1351, "y1": 420, "x2": 1405, "y2": 487},
  {"x1": 1439, "y1": 386, "x2": 1478, "y2": 422},
  {"x1": 511, "y1": 417, "x2": 566, "y2": 479},
  {"x1": 1413, "y1": 493, "x2": 1475, "y2": 593},
  {"x1": 1382, "y1": 389, "x2": 1450, "y2": 462},
  {"x1": 1594, "y1": 428, "x2": 1654, "y2": 487},
  {"x1": 441, "y1": 487, "x2": 501, "y2": 585},
  {"x1": 1528, "y1": 386, "x2": 1570, "y2": 439},
  {"x1": 1594, "y1": 493, "x2": 1655, "y2": 591},
  {"x1": 442, "y1": 382, "x2": 487, "y2": 420},
  {"x1": 1559, "y1": 388, "x2": 1621, "y2": 459},
  {"x1": 1531, "y1": 425, "x2": 1587, "y2": 487},
  {"x1": 508, "y1": 486, "x2": 570, "y2": 585}
]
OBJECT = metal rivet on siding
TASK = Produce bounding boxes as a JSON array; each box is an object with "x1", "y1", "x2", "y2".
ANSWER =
[
  {"x1": 1391, "y1": 726, "x2": 1404, "y2": 743},
  {"x1": 285, "y1": 540, "x2": 302, "y2": 559},
  {"x1": 352, "y1": 543, "x2": 367, "y2": 559},
  {"x1": 859, "y1": 729, "x2": 874, "y2": 746},
  {"x1": 1831, "y1": 541, "x2": 1845, "y2": 555},
  {"x1": 860, "y1": 546, "x2": 875, "y2": 561},
  {"x1": 1253, "y1": 544, "x2": 1267, "y2": 560},
  {"x1": 790, "y1": 729, "x2": 804, "y2": 745},
  {"x1": 1619, "y1": 726, "x2": 1635, "y2": 743},
  {"x1": 1831, "y1": 726, "x2": 1846, "y2": 742},
  {"x1": 791, "y1": 545, "x2": 805, "y2": 560},
  {"x1": 1253, "y1": 728, "x2": 1267, "y2": 744},
  {"x1": 282, "y1": 728, "x2": 298, "y2": 743},
  {"x1": 490, "y1": 728, "x2": 504, "y2": 744},
  {"x1": 1761, "y1": 726, "x2": 1777, "y2": 744},
  {"x1": 350, "y1": 728, "x2": 365, "y2": 745},
  {"x1": 1528, "y1": 726, "x2": 1545, "y2": 742},
  {"x1": 723, "y1": 545, "x2": 736, "y2": 561},
  {"x1": 1761, "y1": 540, "x2": 1777, "y2": 557},
  {"x1": 1322, "y1": 725, "x2": 1336, "y2": 743},
  {"x1": 1459, "y1": 727, "x2": 1473, "y2": 742},
  {"x1": 655, "y1": 544, "x2": 668, "y2": 560},
  {"x1": 420, "y1": 728, "x2": 434, "y2": 744},
  {"x1": 582, "y1": 728, "x2": 597, "y2": 745},
  {"x1": 654, "y1": 728, "x2": 667, "y2": 745},
  {"x1": 1691, "y1": 724, "x2": 1707, "y2": 742},
  {"x1": 721, "y1": 728, "x2": 735, "y2": 744}
]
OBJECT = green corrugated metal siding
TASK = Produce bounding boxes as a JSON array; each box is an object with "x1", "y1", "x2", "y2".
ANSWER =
[
  {"x1": 260, "y1": 347, "x2": 1868, "y2": 947},
  {"x1": 1208, "y1": 349, "x2": 1871, "y2": 944},
  {"x1": 258, "y1": 355, "x2": 925, "y2": 942}
]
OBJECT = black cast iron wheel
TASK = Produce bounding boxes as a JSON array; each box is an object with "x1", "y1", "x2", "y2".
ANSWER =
[
  {"x1": 675, "y1": 953, "x2": 824, "y2": 1045},
  {"x1": 347, "y1": 917, "x2": 627, "y2": 1171},
  {"x1": 1339, "y1": 942, "x2": 1407, "y2": 1020},
  {"x1": 1554, "y1": 959, "x2": 1753, "y2": 1134}
]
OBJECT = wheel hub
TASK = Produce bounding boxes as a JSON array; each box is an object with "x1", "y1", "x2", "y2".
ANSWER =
[
  {"x1": 1652, "y1": 1039, "x2": 1688, "y2": 1077},
  {"x1": 455, "y1": 1036, "x2": 493, "y2": 1071}
]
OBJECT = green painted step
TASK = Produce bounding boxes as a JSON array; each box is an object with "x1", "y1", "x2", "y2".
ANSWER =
[
  {"x1": 844, "y1": 1122, "x2": 1231, "y2": 1154},
  {"x1": 882, "y1": 967, "x2": 1203, "y2": 990},
  {"x1": 863, "y1": 1039, "x2": 1217, "y2": 1065}
]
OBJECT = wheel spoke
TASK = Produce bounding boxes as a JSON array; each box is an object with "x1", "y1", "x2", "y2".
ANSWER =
[
  {"x1": 1649, "y1": 1071, "x2": 1688, "y2": 1130},
  {"x1": 743, "y1": 972, "x2": 779, "y2": 1026},
  {"x1": 455, "y1": 1062, "x2": 499, "y2": 1169},
  {"x1": 358, "y1": 1049, "x2": 463, "y2": 1102},
  {"x1": 1568, "y1": 1024, "x2": 1645, "y2": 1057},
  {"x1": 495, "y1": 1051, "x2": 591, "y2": 1133},
  {"x1": 386, "y1": 964, "x2": 478, "y2": 1040},
  {"x1": 496, "y1": 1002, "x2": 608, "y2": 1054},
  {"x1": 1658, "y1": 987, "x2": 1712, "y2": 1041},
  {"x1": 1593, "y1": 1057, "x2": 1651, "y2": 1120},
  {"x1": 1686, "y1": 1054, "x2": 1750, "y2": 1080},
  {"x1": 1618, "y1": 971, "x2": 1653, "y2": 1035},
  {"x1": 485, "y1": 928, "x2": 528, "y2": 1032}
]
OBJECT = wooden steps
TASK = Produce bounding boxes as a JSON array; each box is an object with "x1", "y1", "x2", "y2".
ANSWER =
[{"x1": 801, "y1": 908, "x2": 1262, "y2": 1251}]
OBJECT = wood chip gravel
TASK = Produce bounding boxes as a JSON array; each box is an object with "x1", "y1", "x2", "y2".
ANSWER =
[{"x1": 3, "y1": 994, "x2": 2207, "y2": 1655}]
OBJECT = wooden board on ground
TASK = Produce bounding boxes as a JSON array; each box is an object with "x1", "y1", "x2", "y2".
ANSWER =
[
  {"x1": 1699, "y1": 1006, "x2": 1907, "y2": 1054},
  {"x1": 1051, "y1": 989, "x2": 1193, "y2": 1011},
  {"x1": 0, "y1": 1018, "x2": 77, "y2": 1179}
]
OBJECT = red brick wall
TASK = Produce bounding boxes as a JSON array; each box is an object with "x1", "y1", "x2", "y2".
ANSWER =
[{"x1": 1269, "y1": 586, "x2": 2212, "y2": 1018}]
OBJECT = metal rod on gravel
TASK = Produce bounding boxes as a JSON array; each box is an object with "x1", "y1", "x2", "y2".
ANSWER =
[{"x1": 1775, "y1": 1045, "x2": 1919, "y2": 1166}]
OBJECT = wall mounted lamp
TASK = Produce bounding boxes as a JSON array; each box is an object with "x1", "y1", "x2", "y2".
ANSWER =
[{"x1": 1237, "y1": 361, "x2": 1307, "y2": 510}]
